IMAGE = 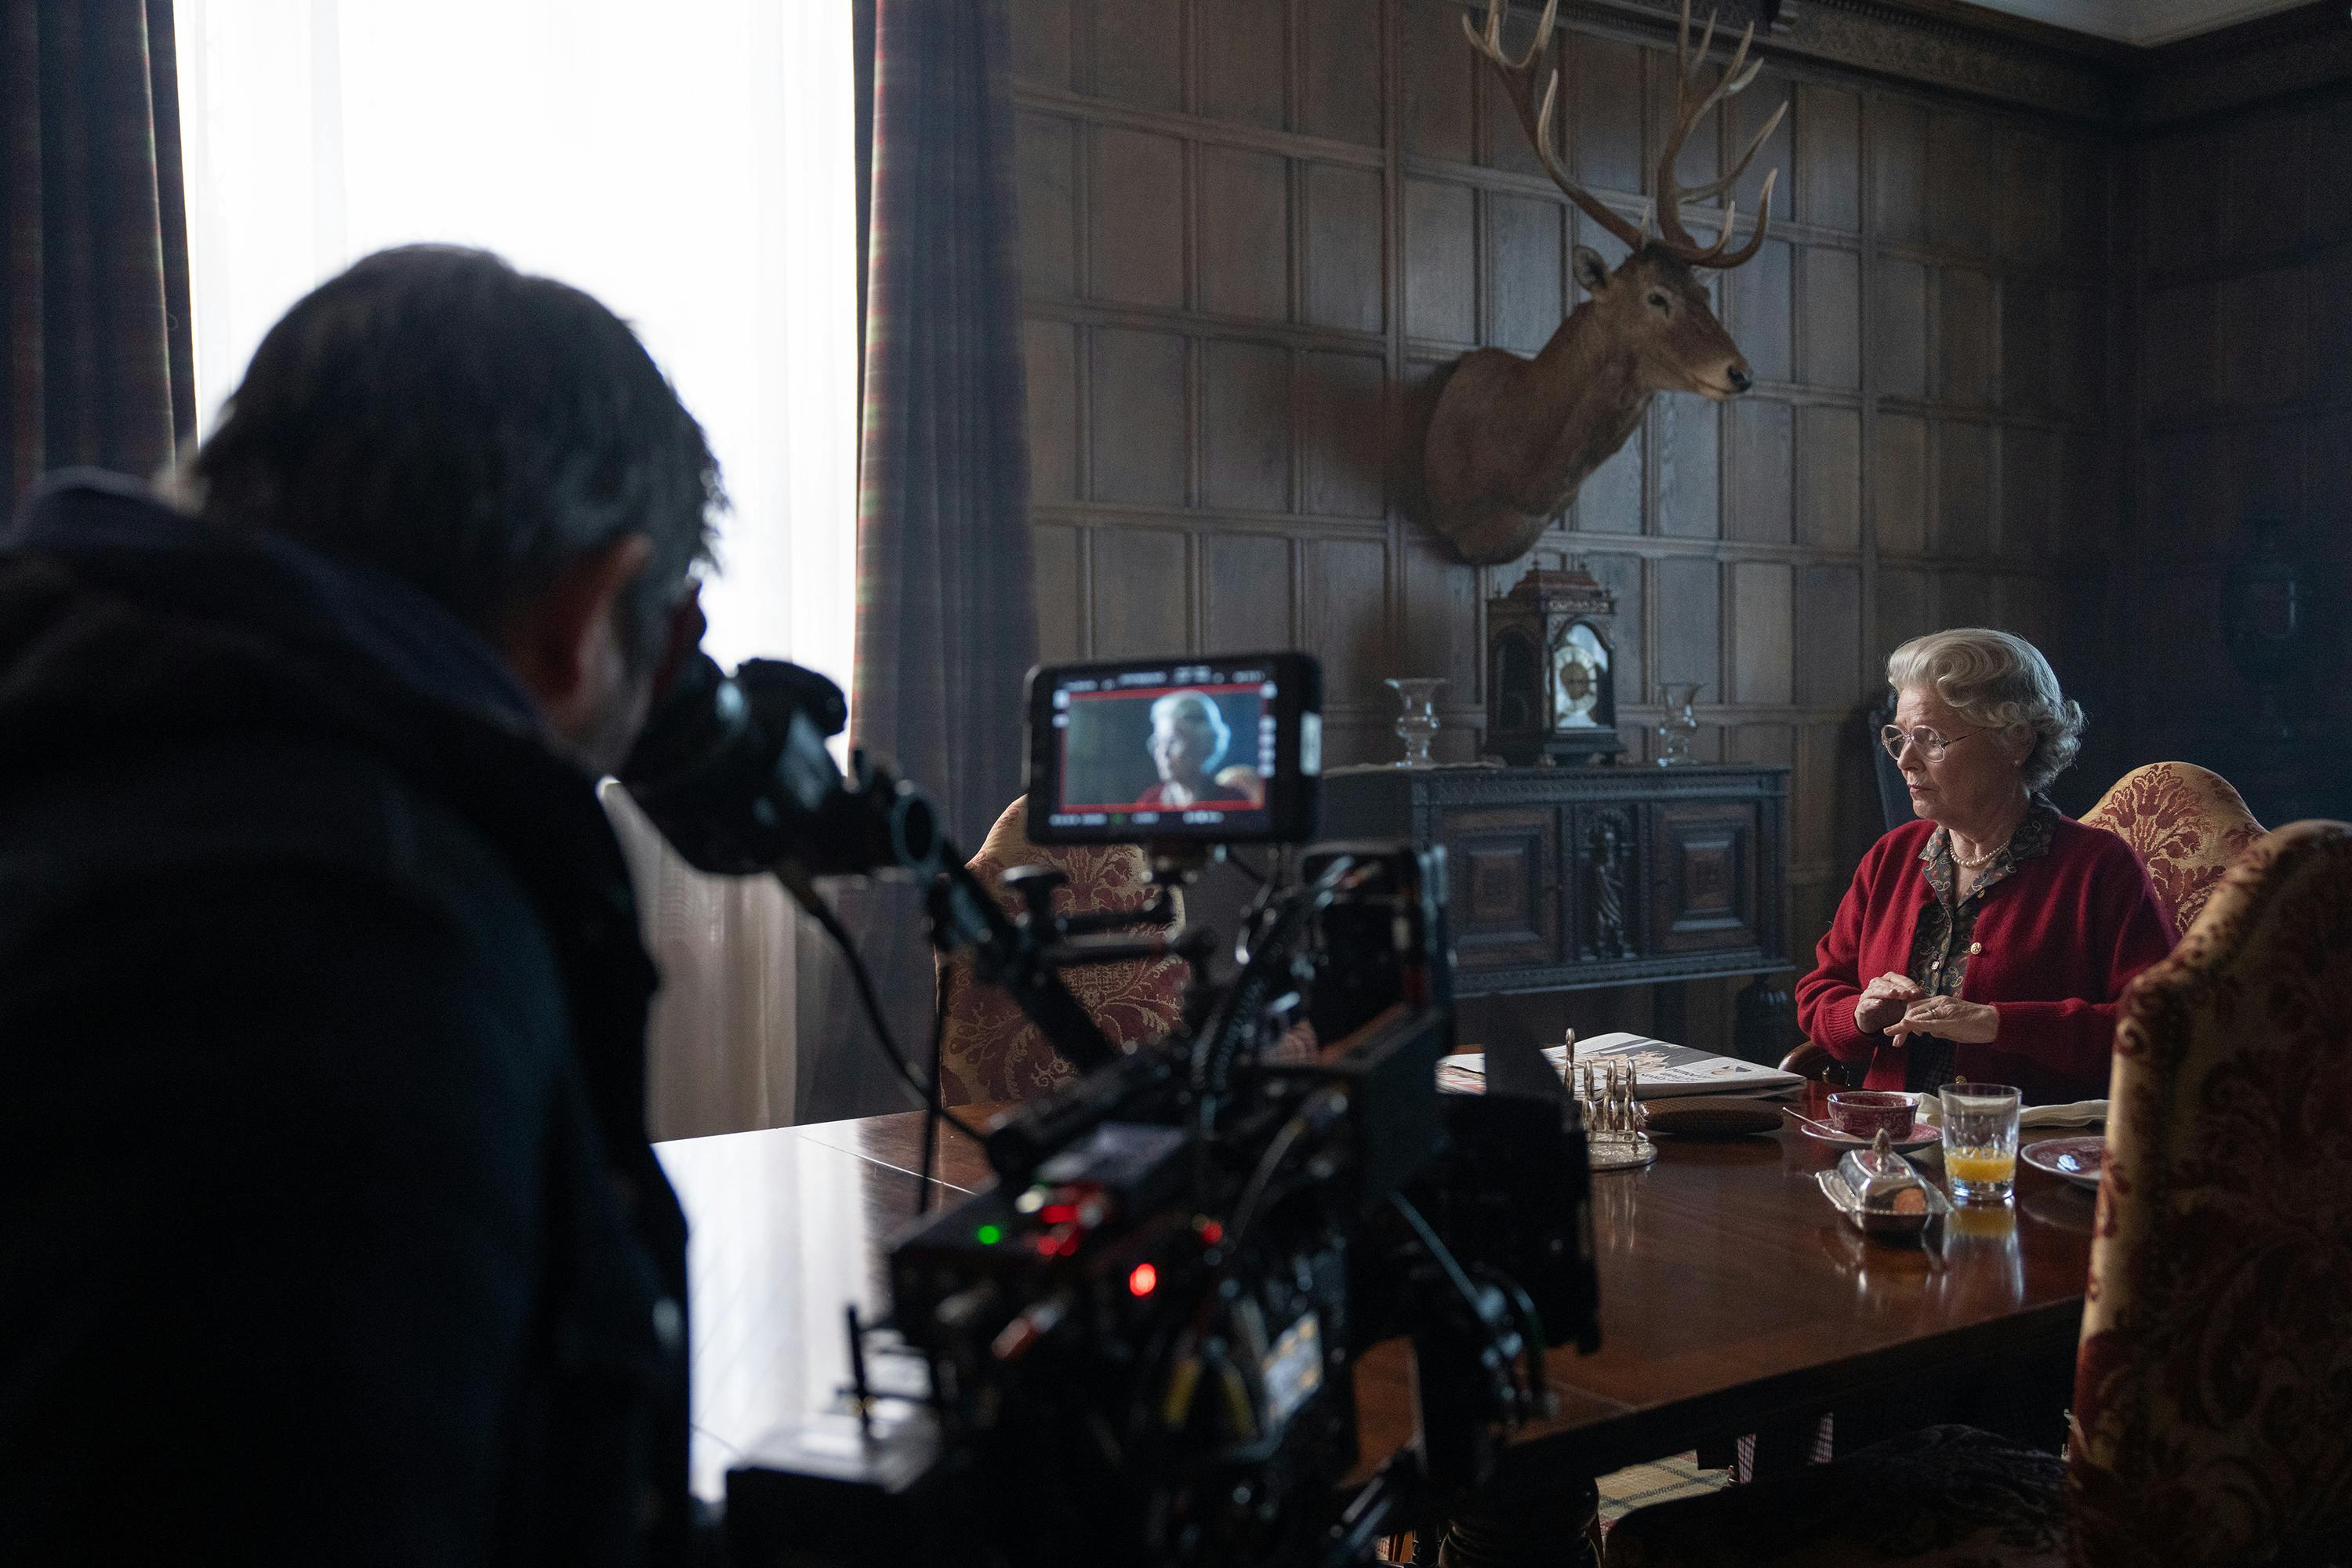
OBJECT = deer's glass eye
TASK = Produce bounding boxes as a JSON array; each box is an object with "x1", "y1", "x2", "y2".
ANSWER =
[{"x1": 1647, "y1": 291, "x2": 1671, "y2": 314}]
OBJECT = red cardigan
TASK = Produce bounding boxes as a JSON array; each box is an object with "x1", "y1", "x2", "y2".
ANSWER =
[{"x1": 1796, "y1": 815, "x2": 2176, "y2": 1105}]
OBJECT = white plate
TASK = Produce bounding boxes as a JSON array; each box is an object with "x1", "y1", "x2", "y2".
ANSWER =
[{"x1": 1793, "y1": 1112, "x2": 1942, "y2": 1152}]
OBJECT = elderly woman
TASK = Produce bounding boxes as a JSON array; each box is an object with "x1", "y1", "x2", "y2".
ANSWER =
[
  {"x1": 1796, "y1": 629, "x2": 2175, "y2": 1105},
  {"x1": 1138, "y1": 690, "x2": 1254, "y2": 808}
]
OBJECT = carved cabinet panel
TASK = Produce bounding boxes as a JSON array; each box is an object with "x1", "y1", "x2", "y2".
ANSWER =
[
  {"x1": 1575, "y1": 805, "x2": 1640, "y2": 962},
  {"x1": 1436, "y1": 806, "x2": 1560, "y2": 971},
  {"x1": 1650, "y1": 801, "x2": 1766, "y2": 955},
  {"x1": 1319, "y1": 764, "x2": 1788, "y2": 997}
]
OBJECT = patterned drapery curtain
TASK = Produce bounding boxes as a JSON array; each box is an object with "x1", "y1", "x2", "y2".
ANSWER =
[
  {"x1": 851, "y1": 0, "x2": 1036, "y2": 838},
  {"x1": 798, "y1": 0, "x2": 1037, "y2": 1123},
  {"x1": 2, "y1": 0, "x2": 194, "y2": 509}
]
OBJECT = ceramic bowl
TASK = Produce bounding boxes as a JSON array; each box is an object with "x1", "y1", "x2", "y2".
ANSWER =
[{"x1": 1826, "y1": 1090, "x2": 1919, "y2": 1140}]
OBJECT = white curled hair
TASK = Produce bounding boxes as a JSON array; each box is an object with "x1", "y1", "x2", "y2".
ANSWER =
[
  {"x1": 1149, "y1": 689, "x2": 1230, "y2": 773},
  {"x1": 1886, "y1": 628, "x2": 2083, "y2": 795}
]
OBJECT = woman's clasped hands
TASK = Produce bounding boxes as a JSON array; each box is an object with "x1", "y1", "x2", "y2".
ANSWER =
[{"x1": 1854, "y1": 972, "x2": 1999, "y2": 1046}]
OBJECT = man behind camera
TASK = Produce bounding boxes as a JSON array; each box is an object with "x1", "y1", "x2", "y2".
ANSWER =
[{"x1": 0, "y1": 247, "x2": 717, "y2": 1563}]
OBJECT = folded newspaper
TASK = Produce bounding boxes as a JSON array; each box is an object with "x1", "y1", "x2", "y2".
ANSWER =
[{"x1": 1439, "y1": 1031, "x2": 1804, "y2": 1100}]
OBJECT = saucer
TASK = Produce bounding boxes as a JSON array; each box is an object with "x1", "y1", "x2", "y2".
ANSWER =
[
  {"x1": 2021, "y1": 1135, "x2": 2104, "y2": 1189},
  {"x1": 1794, "y1": 1113, "x2": 1941, "y2": 1152}
]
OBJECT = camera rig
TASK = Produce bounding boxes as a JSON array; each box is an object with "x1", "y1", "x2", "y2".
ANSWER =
[{"x1": 621, "y1": 653, "x2": 1602, "y2": 1567}]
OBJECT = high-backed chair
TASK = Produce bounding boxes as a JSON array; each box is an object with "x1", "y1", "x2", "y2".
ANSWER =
[
  {"x1": 1778, "y1": 760, "x2": 2267, "y2": 1087},
  {"x1": 1867, "y1": 689, "x2": 1911, "y2": 834},
  {"x1": 1610, "y1": 819, "x2": 2352, "y2": 1567},
  {"x1": 935, "y1": 796, "x2": 1189, "y2": 1106},
  {"x1": 2078, "y1": 760, "x2": 2264, "y2": 934},
  {"x1": 2065, "y1": 816, "x2": 2352, "y2": 1563}
]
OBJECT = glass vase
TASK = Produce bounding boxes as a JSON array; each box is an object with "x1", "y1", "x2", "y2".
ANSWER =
[
  {"x1": 1385, "y1": 677, "x2": 1447, "y2": 768},
  {"x1": 1656, "y1": 683, "x2": 1701, "y2": 768}
]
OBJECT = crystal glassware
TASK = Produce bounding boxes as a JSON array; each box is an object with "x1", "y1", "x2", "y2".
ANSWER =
[
  {"x1": 1939, "y1": 1083, "x2": 2022, "y2": 1203},
  {"x1": 1385, "y1": 677, "x2": 1447, "y2": 768},
  {"x1": 1656, "y1": 682, "x2": 1702, "y2": 767}
]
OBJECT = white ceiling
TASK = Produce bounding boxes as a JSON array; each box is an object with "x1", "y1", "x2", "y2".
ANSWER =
[{"x1": 1960, "y1": 0, "x2": 2310, "y2": 45}]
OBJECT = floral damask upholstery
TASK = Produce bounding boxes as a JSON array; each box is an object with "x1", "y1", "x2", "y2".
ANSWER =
[
  {"x1": 935, "y1": 796, "x2": 1189, "y2": 1106},
  {"x1": 2068, "y1": 818, "x2": 2352, "y2": 1567},
  {"x1": 1614, "y1": 819, "x2": 2352, "y2": 1568},
  {"x1": 2081, "y1": 761, "x2": 2264, "y2": 934}
]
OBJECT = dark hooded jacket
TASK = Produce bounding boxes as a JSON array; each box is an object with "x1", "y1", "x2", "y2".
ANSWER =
[{"x1": 0, "y1": 473, "x2": 690, "y2": 1565}]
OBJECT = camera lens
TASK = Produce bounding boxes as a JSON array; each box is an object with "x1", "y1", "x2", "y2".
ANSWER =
[{"x1": 891, "y1": 791, "x2": 942, "y2": 879}]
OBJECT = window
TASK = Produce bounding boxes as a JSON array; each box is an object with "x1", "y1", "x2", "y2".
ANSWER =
[{"x1": 172, "y1": 0, "x2": 857, "y2": 687}]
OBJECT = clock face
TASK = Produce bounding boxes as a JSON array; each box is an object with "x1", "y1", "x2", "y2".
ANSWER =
[{"x1": 1551, "y1": 621, "x2": 1610, "y2": 731}]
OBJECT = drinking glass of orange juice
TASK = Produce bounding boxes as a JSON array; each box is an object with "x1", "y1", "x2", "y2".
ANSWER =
[{"x1": 1940, "y1": 1083, "x2": 2021, "y2": 1203}]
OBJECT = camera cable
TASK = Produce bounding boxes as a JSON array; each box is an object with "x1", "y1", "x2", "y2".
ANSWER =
[
  {"x1": 790, "y1": 873, "x2": 986, "y2": 1151},
  {"x1": 1190, "y1": 855, "x2": 1359, "y2": 1118}
]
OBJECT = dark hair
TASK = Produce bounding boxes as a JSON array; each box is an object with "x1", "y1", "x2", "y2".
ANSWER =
[{"x1": 192, "y1": 245, "x2": 722, "y2": 665}]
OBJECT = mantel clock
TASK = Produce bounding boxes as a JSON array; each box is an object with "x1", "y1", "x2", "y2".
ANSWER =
[{"x1": 1486, "y1": 564, "x2": 1625, "y2": 766}]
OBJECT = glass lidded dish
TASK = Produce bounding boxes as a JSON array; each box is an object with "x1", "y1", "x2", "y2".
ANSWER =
[{"x1": 1817, "y1": 1129, "x2": 1952, "y2": 1237}]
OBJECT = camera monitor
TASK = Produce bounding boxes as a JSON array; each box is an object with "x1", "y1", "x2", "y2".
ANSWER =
[{"x1": 1026, "y1": 652, "x2": 1321, "y2": 844}]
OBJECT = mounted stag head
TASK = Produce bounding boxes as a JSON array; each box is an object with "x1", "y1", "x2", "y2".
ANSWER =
[{"x1": 1422, "y1": 0, "x2": 1786, "y2": 564}]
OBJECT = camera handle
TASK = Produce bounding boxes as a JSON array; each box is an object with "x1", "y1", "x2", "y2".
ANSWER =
[
  {"x1": 999, "y1": 862, "x2": 1218, "y2": 974},
  {"x1": 924, "y1": 857, "x2": 1121, "y2": 1076}
]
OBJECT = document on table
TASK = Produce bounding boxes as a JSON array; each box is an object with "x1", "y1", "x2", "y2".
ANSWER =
[{"x1": 1440, "y1": 1031, "x2": 1805, "y2": 1100}]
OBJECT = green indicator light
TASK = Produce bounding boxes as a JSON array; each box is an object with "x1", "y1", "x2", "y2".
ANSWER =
[{"x1": 975, "y1": 1224, "x2": 1003, "y2": 1245}]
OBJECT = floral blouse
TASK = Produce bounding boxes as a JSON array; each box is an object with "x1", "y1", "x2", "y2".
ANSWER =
[{"x1": 1903, "y1": 797, "x2": 2060, "y2": 1093}]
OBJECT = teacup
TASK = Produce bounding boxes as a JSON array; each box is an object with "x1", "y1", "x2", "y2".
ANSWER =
[{"x1": 1826, "y1": 1091, "x2": 1918, "y2": 1140}]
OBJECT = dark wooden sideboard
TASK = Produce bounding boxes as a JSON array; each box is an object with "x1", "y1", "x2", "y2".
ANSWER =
[{"x1": 1319, "y1": 764, "x2": 1792, "y2": 1047}]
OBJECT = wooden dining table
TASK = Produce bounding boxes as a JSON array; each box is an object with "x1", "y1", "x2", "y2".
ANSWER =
[{"x1": 655, "y1": 1085, "x2": 2101, "y2": 1524}]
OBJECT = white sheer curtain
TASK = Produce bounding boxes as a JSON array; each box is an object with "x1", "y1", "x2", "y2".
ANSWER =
[{"x1": 175, "y1": 0, "x2": 858, "y2": 1138}]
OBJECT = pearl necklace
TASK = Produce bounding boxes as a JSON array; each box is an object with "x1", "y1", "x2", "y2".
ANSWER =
[{"x1": 1949, "y1": 831, "x2": 2010, "y2": 870}]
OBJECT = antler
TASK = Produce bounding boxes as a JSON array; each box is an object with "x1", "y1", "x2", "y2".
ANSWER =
[
  {"x1": 1462, "y1": 0, "x2": 1644, "y2": 252},
  {"x1": 1653, "y1": 0, "x2": 1786, "y2": 268}
]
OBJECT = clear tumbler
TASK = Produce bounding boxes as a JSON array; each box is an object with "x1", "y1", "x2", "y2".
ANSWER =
[{"x1": 1939, "y1": 1083, "x2": 2022, "y2": 1203}]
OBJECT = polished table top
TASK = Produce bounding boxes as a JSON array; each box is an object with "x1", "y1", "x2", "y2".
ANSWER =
[{"x1": 655, "y1": 1091, "x2": 2099, "y2": 1500}]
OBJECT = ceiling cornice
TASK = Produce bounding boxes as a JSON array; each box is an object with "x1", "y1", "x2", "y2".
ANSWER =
[
  {"x1": 1542, "y1": 0, "x2": 2350, "y2": 124},
  {"x1": 1554, "y1": 0, "x2": 2124, "y2": 118},
  {"x1": 2129, "y1": 0, "x2": 2352, "y2": 123}
]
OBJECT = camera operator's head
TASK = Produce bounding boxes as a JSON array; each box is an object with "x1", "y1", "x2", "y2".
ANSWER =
[{"x1": 187, "y1": 244, "x2": 723, "y2": 771}]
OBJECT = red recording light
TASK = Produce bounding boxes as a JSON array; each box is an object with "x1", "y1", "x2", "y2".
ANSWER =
[
  {"x1": 1127, "y1": 1262, "x2": 1159, "y2": 1298},
  {"x1": 1196, "y1": 1219, "x2": 1225, "y2": 1246}
]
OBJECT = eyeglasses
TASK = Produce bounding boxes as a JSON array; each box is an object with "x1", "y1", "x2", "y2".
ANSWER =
[{"x1": 1880, "y1": 724, "x2": 1991, "y2": 763}]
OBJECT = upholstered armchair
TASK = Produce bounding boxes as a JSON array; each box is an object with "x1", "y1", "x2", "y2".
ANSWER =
[
  {"x1": 2078, "y1": 760, "x2": 2264, "y2": 934},
  {"x1": 2066, "y1": 817, "x2": 2352, "y2": 1564},
  {"x1": 1608, "y1": 818, "x2": 2352, "y2": 1568},
  {"x1": 935, "y1": 796, "x2": 1190, "y2": 1107}
]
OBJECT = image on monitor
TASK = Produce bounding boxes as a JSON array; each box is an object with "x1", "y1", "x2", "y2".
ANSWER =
[{"x1": 1054, "y1": 682, "x2": 1271, "y2": 829}]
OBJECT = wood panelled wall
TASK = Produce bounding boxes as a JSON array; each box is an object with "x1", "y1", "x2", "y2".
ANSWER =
[
  {"x1": 1008, "y1": 0, "x2": 2120, "y2": 1047},
  {"x1": 2124, "y1": 79, "x2": 2352, "y2": 823}
]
